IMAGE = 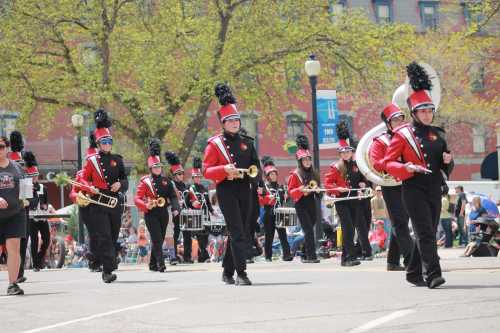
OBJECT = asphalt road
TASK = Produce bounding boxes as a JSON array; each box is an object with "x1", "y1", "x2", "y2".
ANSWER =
[{"x1": 1, "y1": 249, "x2": 499, "y2": 333}]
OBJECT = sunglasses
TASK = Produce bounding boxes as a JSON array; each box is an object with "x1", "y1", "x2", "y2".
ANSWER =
[{"x1": 100, "y1": 138, "x2": 113, "y2": 145}]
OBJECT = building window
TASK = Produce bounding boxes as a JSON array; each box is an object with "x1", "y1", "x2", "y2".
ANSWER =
[
  {"x1": 471, "y1": 64, "x2": 485, "y2": 91},
  {"x1": 286, "y1": 114, "x2": 305, "y2": 139},
  {"x1": 472, "y1": 125, "x2": 485, "y2": 153},
  {"x1": 462, "y1": 1, "x2": 485, "y2": 31},
  {"x1": 329, "y1": 0, "x2": 346, "y2": 19},
  {"x1": 0, "y1": 110, "x2": 19, "y2": 137},
  {"x1": 420, "y1": 1, "x2": 439, "y2": 30},
  {"x1": 373, "y1": 0, "x2": 392, "y2": 24}
]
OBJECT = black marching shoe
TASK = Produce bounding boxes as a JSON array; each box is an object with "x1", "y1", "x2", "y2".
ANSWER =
[
  {"x1": 183, "y1": 259, "x2": 194, "y2": 264},
  {"x1": 428, "y1": 276, "x2": 446, "y2": 289},
  {"x1": 16, "y1": 276, "x2": 27, "y2": 284},
  {"x1": 222, "y1": 273, "x2": 235, "y2": 285},
  {"x1": 302, "y1": 258, "x2": 320, "y2": 263},
  {"x1": 360, "y1": 255, "x2": 374, "y2": 261},
  {"x1": 158, "y1": 266, "x2": 166, "y2": 273},
  {"x1": 341, "y1": 259, "x2": 361, "y2": 267},
  {"x1": 169, "y1": 258, "x2": 179, "y2": 266},
  {"x1": 282, "y1": 255, "x2": 294, "y2": 262},
  {"x1": 235, "y1": 274, "x2": 252, "y2": 286},
  {"x1": 407, "y1": 277, "x2": 427, "y2": 287},
  {"x1": 7, "y1": 283, "x2": 24, "y2": 295},
  {"x1": 102, "y1": 272, "x2": 117, "y2": 283},
  {"x1": 149, "y1": 266, "x2": 158, "y2": 272},
  {"x1": 387, "y1": 264, "x2": 406, "y2": 271}
]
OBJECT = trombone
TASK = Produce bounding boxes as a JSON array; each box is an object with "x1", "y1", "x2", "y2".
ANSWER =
[
  {"x1": 235, "y1": 165, "x2": 259, "y2": 178},
  {"x1": 302, "y1": 180, "x2": 329, "y2": 193},
  {"x1": 148, "y1": 197, "x2": 166, "y2": 208},
  {"x1": 324, "y1": 188, "x2": 374, "y2": 204},
  {"x1": 49, "y1": 172, "x2": 118, "y2": 209}
]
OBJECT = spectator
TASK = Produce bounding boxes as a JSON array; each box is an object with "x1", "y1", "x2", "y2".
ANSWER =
[
  {"x1": 454, "y1": 185, "x2": 468, "y2": 246},
  {"x1": 127, "y1": 226, "x2": 138, "y2": 244},
  {"x1": 440, "y1": 193, "x2": 453, "y2": 248},
  {"x1": 371, "y1": 186, "x2": 390, "y2": 234},
  {"x1": 369, "y1": 220, "x2": 387, "y2": 254},
  {"x1": 468, "y1": 196, "x2": 489, "y2": 233},
  {"x1": 136, "y1": 224, "x2": 149, "y2": 264}
]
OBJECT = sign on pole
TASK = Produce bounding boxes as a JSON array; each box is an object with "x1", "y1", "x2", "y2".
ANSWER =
[{"x1": 317, "y1": 90, "x2": 339, "y2": 150}]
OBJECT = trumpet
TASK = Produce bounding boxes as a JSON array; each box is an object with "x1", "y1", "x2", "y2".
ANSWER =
[
  {"x1": 302, "y1": 180, "x2": 329, "y2": 193},
  {"x1": 148, "y1": 197, "x2": 166, "y2": 208},
  {"x1": 235, "y1": 165, "x2": 259, "y2": 178}
]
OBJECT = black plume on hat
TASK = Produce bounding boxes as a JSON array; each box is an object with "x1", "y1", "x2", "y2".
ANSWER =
[
  {"x1": 336, "y1": 121, "x2": 351, "y2": 141},
  {"x1": 296, "y1": 134, "x2": 309, "y2": 150},
  {"x1": 10, "y1": 131, "x2": 24, "y2": 152},
  {"x1": 89, "y1": 133, "x2": 97, "y2": 149},
  {"x1": 214, "y1": 83, "x2": 237, "y2": 106},
  {"x1": 23, "y1": 151, "x2": 38, "y2": 167},
  {"x1": 149, "y1": 138, "x2": 161, "y2": 157},
  {"x1": 261, "y1": 156, "x2": 275, "y2": 168},
  {"x1": 407, "y1": 61, "x2": 432, "y2": 91},
  {"x1": 192, "y1": 157, "x2": 202, "y2": 169},
  {"x1": 94, "y1": 108, "x2": 112, "y2": 129},
  {"x1": 164, "y1": 151, "x2": 180, "y2": 165}
]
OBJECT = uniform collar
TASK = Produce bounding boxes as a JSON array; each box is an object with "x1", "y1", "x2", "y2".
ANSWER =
[{"x1": 223, "y1": 131, "x2": 239, "y2": 142}]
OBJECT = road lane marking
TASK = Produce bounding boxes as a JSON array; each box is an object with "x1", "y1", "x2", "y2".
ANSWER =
[
  {"x1": 20, "y1": 297, "x2": 178, "y2": 333},
  {"x1": 348, "y1": 309, "x2": 415, "y2": 333}
]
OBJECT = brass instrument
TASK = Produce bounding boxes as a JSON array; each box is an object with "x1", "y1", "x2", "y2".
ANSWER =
[
  {"x1": 148, "y1": 197, "x2": 166, "y2": 208},
  {"x1": 324, "y1": 188, "x2": 374, "y2": 204},
  {"x1": 236, "y1": 165, "x2": 259, "y2": 178},
  {"x1": 355, "y1": 62, "x2": 441, "y2": 186},
  {"x1": 302, "y1": 180, "x2": 329, "y2": 193},
  {"x1": 49, "y1": 172, "x2": 118, "y2": 209}
]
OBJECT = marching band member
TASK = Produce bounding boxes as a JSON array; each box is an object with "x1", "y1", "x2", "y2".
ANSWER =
[
  {"x1": 81, "y1": 109, "x2": 128, "y2": 283},
  {"x1": 383, "y1": 62, "x2": 453, "y2": 289},
  {"x1": 0, "y1": 135, "x2": 27, "y2": 295},
  {"x1": 203, "y1": 83, "x2": 260, "y2": 285},
  {"x1": 325, "y1": 123, "x2": 371, "y2": 266},
  {"x1": 135, "y1": 139, "x2": 180, "y2": 272},
  {"x1": 188, "y1": 157, "x2": 213, "y2": 263},
  {"x1": 287, "y1": 135, "x2": 320, "y2": 264},
  {"x1": 165, "y1": 151, "x2": 193, "y2": 264},
  {"x1": 23, "y1": 152, "x2": 49, "y2": 272},
  {"x1": 70, "y1": 134, "x2": 101, "y2": 272},
  {"x1": 369, "y1": 103, "x2": 414, "y2": 271},
  {"x1": 259, "y1": 156, "x2": 292, "y2": 262}
]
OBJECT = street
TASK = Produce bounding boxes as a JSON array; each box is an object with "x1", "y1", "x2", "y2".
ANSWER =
[{"x1": 1, "y1": 249, "x2": 499, "y2": 333}]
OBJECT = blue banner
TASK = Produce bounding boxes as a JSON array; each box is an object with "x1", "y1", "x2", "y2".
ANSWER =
[{"x1": 316, "y1": 90, "x2": 339, "y2": 149}]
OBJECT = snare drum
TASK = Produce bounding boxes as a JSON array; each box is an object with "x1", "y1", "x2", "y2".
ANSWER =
[
  {"x1": 203, "y1": 214, "x2": 226, "y2": 234},
  {"x1": 274, "y1": 207, "x2": 297, "y2": 228},
  {"x1": 180, "y1": 209, "x2": 203, "y2": 231}
]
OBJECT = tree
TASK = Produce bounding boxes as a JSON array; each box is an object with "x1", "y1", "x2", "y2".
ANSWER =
[{"x1": 0, "y1": 0, "x2": 416, "y2": 169}]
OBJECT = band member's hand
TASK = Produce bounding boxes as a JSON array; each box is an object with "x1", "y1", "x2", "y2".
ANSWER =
[
  {"x1": 0, "y1": 197, "x2": 8, "y2": 209},
  {"x1": 224, "y1": 164, "x2": 239, "y2": 179},
  {"x1": 41, "y1": 204, "x2": 48, "y2": 210},
  {"x1": 110, "y1": 182, "x2": 121, "y2": 192},
  {"x1": 405, "y1": 162, "x2": 416, "y2": 173},
  {"x1": 257, "y1": 187, "x2": 263, "y2": 195},
  {"x1": 338, "y1": 187, "x2": 349, "y2": 193},
  {"x1": 89, "y1": 186, "x2": 100, "y2": 195},
  {"x1": 172, "y1": 210, "x2": 179, "y2": 217},
  {"x1": 443, "y1": 152, "x2": 452, "y2": 164},
  {"x1": 146, "y1": 201, "x2": 155, "y2": 210},
  {"x1": 193, "y1": 200, "x2": 201, "y2": 208}
]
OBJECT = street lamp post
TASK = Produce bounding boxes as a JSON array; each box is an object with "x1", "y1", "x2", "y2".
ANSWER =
[
  {"x1": 304, "y1": 54, "x2": 322, "y2": 248},
  {"x1": 71, "y1": 113, "x2": 84, "y2": 244}
]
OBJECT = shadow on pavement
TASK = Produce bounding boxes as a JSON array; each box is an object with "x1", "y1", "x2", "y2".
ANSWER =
[
  {"x1": 252, "y1": 282, "x2": 311, "y2": 287},
  {"x1": 442, "y1": 284, "x2": 500, "y2": 290}
]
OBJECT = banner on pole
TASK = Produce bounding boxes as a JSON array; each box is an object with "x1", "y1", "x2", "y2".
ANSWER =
[{"x1": 317, "y1": 90, "x2": 339, "y2": 149}]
